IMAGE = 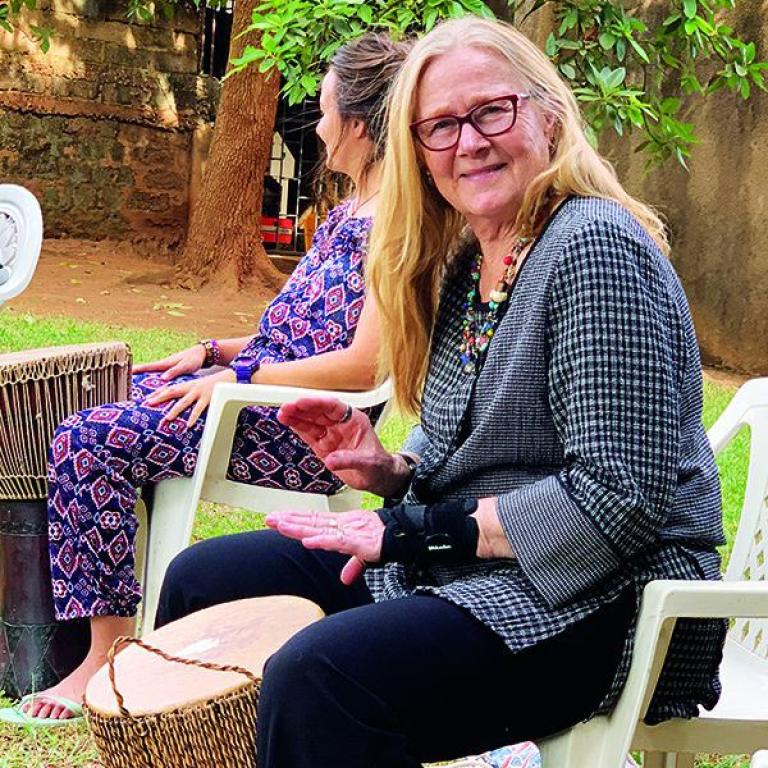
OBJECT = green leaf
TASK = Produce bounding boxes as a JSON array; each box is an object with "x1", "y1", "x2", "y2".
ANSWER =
[
  {"x1": 606, "y1": 67, "x2": 626, "y2": 89},
  {"x1": 559, "y1": 62, "x2": 576, "y2": 80},
  {"x1": 740, "y1": 78, "x2": 751, "y2": 98},
  {"x1": 661, "y1": 97, "x2": 681, "y2": 114},
  {"x1": 545, "y1": 33, "x2": 557, "y2": 57},
  {"x1": 599, "y1": 32, "x2": 615, "y2": 50},
  {"x1": 583, "y1": 123, "x2": 599, "y2": 149},
  {"x1": 628, "y1": 37, "x2": 649, "y2": 63},
  {"x1": 683, "y1": 0, "x2": 697, "y2": 19},
  {"x1": 558, "y1": 8, "x2": 577, "y2": 35},
  {"x1": 357, "y1": 4, "x2": 372, "y2": 24},
  {"x1": 300, "y1": 73, "x2": 316, "y2": 92},
  {"x1": 626, "y1": 105, "x2": 644, "y2": 127}
]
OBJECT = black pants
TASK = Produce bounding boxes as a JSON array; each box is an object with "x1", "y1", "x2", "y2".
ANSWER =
[{"x1": 156, "y1": 530, "x2": 635, "y2": 768}]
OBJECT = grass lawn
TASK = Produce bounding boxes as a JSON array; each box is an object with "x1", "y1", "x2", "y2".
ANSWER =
[{"x1": 0, "y1": 312, "x2": 753, "y2": 768}]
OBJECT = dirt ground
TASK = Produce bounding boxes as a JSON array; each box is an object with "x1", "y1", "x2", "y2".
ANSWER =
[{"x1": 5, "y1": 238, "x2": 285, "y2": 337}]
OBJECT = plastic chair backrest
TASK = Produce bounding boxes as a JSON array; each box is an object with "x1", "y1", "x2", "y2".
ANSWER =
[
  {"x1": 708, "y1": 378, "x2": 768, "y2": 659},
  {"x1": 0, "y1": 184, "x2": 43, "y2": 306}
]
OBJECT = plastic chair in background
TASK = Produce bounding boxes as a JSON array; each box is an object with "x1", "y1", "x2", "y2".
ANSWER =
[
  {"x1": 537, "y1": 378, "x2": 768, "y2": 768},
  {"x1": 136, "y1": 379, "x2": 393, "y2": 631},
  {"x1": 0, "y1": 184, "x2": 42, "y2": 307}
]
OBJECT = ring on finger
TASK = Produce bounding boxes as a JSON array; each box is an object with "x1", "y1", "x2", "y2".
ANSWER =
[{"x1": 339, "y1": 404, "x2": 353, "y2": 424}]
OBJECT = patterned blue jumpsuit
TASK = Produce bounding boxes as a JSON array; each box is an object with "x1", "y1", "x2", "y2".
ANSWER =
[{"x1": 47, "y1": 203, "x2": 372, "y2": 621}]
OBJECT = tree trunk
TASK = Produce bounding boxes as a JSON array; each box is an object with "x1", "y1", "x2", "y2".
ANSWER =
[{"x1": 176, "y1": 0, "x2": 285, "y2": 292}]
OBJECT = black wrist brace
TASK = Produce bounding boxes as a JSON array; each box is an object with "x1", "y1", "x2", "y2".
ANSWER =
[{"x1": 376, "y1": 498, "x2": 480, "y2": 566}]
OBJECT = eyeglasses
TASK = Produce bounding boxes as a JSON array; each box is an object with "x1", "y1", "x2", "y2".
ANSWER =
[{"x1": 410, "y1": 94, "x2": 530, "y2": 152}]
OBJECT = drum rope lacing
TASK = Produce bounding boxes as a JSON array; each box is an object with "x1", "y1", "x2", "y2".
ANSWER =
[{"x1": 107, "y1": 636, "x2": 260, "y2": 718}]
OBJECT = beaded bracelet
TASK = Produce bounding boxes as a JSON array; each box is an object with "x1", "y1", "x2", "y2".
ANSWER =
[{"x1": 199, "y1": 339, "x2": 222, "y2": 368}]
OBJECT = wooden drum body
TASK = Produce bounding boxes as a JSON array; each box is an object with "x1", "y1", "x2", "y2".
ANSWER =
[
  {"x1": 85, "y1": 595, "x2": 324, "y2": 768},
  {"x1": 0, "y1": 342, "x2": 132, "y2": 698}
]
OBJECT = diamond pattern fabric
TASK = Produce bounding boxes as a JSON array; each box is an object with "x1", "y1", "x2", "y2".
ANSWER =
[{"x1": 47, "y1": 201, "x2": 373, "y2": 621}]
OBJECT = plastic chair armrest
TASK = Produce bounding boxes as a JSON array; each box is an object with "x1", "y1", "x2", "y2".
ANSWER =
[
  {"x1": 208, "y1": 380, "x2": 392, "y2": 412},
  {"x1": 641, "y1": 580, "x2": 768, "y2": 621}
]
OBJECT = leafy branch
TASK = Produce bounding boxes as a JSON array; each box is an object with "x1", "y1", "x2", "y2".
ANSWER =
[
  {"x1": 1, "y1": 0, "x2": 765, "y2": 168},
  {"x1": 233, "y1": 0, "x2": 766, "y2": 168}
]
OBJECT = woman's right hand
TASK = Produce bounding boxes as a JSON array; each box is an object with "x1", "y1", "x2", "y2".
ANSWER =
[
  {"x1": 132, "y1": 344, "x2": 208, "y2": 381},
  {"x1": 277, "y1": 397, "x2": 412, "y2": 498}
]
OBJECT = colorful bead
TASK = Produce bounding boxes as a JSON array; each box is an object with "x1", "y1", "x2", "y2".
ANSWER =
[{"x1": 459, "y1": 236, "x2": 529, "y2": 375}]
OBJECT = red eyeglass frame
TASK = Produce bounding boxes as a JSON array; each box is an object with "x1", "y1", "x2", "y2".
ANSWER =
[{"x1": 409, "y1": 93, "x2": 530, "y2": 151}]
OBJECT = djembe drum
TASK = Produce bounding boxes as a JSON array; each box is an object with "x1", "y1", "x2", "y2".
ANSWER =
[
  {"x1": 85, "y1": 595, "x2": 324, "y2": 768},
  {"x1": 0, "y1": 342, "x2": 132, "y2": 698}
]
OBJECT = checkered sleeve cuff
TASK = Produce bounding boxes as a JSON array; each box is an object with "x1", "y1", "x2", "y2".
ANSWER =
[{"x1": 498, "y1": 474, "x2": 622, "y2": 608}]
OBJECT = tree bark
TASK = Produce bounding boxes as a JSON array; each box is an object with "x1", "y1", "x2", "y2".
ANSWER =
[{"x1": 176, "y1": 0, "x2": 285, "y2": 292}]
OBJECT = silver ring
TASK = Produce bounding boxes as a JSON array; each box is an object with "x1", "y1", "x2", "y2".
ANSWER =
[{"x1": 339, "y1": 404, "x2": 353, "y2": 424}]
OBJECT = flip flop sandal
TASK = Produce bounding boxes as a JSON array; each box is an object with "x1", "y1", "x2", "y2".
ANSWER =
[{"x1": 0, "y1": 693, "x2": 84, "y2": 727}]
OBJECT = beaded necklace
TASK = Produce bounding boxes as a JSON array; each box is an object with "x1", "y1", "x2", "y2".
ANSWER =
[{"x1": 459, "y1": 236, "x2": 529, "y2": 375}]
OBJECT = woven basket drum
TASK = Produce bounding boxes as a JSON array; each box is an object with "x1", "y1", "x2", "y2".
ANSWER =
[
  {"x1": 84, "y1": 595, "x2": 325, "y2": 768},
  {"x1": 0, "y1": 342, "x2": 132, "y2": 697},
  {"x1": 0, "y1": 342, "x2": 132, "y2": 500}
]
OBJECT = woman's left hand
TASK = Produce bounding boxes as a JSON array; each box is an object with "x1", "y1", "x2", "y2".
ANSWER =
[
  {"x1": 145, "y1": 369, "x2": 236, "y2": 428},
  {"x1": 266, "y1": 509, "x2": 384, "y2": 585}
]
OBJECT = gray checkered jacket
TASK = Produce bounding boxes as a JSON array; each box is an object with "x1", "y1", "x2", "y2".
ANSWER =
[{"x1": 365, "y1": 196, "x2": 726, "y2": 724}]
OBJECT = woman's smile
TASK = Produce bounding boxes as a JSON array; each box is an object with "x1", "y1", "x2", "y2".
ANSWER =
[{"x1": 458, "y1": 162, "x2": 508, "y2": 182}]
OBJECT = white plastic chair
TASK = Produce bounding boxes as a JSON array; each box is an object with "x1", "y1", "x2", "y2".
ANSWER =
[
  {"x1": 136, "y1": 379, "x2": 393, "y2": 631},
  {"x1": 537, "y1": 377, "x2": 768, "y2": 768},
  {"x1": 0, "y1": 184, "x2": 42, "y2": 306}
]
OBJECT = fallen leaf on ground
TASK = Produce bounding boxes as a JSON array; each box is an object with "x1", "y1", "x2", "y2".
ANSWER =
[
  {"x1": 75, "y1": 297, "x2": 87, "y2": 304},
  {"x1": 152, "y1": 301, "x2": 191, "y2": 312}
]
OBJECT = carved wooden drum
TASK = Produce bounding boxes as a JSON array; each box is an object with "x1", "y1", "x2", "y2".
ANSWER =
[
  {"x1": 85, "y1": 595, "x2": 324, "y2": 768},
  {"x1": 0, "y1": 342, "x2": 132, "y2": 697}
]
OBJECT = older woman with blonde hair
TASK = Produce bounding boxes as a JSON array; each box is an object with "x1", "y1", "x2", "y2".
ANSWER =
[{"x1": 158, "y1": 16, "x2": 726, "y2": 767}]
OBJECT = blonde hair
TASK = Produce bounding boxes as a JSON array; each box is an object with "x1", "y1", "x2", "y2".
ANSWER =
[{"x1": 367, "y1": 16, "x2": 669, "y2": 416}]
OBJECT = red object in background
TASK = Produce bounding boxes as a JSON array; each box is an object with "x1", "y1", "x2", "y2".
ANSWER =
[{"x1": 261, "y1": 216, "x2": 293, "y2": 245}]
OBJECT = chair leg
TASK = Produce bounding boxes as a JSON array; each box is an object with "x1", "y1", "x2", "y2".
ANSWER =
[
  {"x1": 133, "y1": 490, "x2": 150, "y2": 636},
  {"x1": 538, "y1": 721, "x2": 630, "y2": 768},
  {"x1": 643, "y1": 753, "x2": 694, "y2": 768},
  {"x1": 138, "y1": 477, "x2": 199, "y2": 635}
]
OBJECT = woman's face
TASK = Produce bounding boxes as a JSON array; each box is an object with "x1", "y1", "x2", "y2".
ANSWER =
[
  {"x1": 414, "y1": 47, "x2": 554, "y2": 228},
  {"x1": 316, "y1": 69, "x2": 364, "y2": 178}
]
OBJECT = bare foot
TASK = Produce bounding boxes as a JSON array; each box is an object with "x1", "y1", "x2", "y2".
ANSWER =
[
  {"x1": 21, "y1": 614, "x2": 135, "y2": 720},
  {"x1": 21, "y1": 657, "x2": 103, "y2": 720}
]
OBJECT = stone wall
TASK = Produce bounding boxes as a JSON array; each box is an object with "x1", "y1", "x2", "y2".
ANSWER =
[
  {"x1": 523, "y1": 3, "x2": 768, "y2": 374},
  {"x1": 0, "y1": 0, "x2": 218, "y2": 246}
]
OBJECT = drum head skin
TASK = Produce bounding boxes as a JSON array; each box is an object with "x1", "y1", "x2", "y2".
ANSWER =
[{"x1": 85, "y1": 596, "x2": 324, "y2": 717}]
